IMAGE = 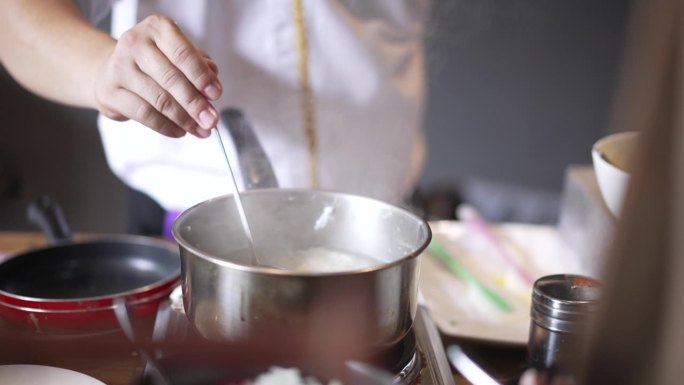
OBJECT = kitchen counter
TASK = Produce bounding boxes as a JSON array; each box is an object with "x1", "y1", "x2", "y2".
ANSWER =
[{"x1": 0, "y1": 232, "x2": 527, "y2": 385}]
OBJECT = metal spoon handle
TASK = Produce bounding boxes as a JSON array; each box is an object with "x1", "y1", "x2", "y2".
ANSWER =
[{"x1": 215, "y1": 127, "x2": 259, "y2": 265}]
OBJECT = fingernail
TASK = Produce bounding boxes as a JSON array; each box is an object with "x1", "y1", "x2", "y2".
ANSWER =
[
  {"x1": 203, "y1": 82, "x2": 221, "y2": 100},
  {"x1": 198, "y1": 108, "x2": 216, "y2": 129},
  {"x1": 196, "y1": 127, "x2": 212, "y2": 138}
]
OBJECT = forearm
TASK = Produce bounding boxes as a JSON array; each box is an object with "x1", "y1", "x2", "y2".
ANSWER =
[
  {"x1": 0, "y1": 0, "x2": 222, "y2": 138},
  {"x1": 0, "y1": 0, "x2": 115, "y2": 109}
]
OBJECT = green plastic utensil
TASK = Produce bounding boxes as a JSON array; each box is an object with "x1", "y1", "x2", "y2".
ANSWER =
[{"x1": 427, "y1": 240, "x2": 513, "y2": 313}]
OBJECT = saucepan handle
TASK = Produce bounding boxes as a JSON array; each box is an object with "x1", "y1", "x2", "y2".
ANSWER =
[
  {"x1": 220, "y1": 108, "x2": 280, "y2": 190},
  {"x1": 26, "y1": 195, "x2": 73, "y2": 245}
]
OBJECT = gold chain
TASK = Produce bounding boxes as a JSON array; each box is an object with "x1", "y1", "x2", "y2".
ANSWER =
[{"x1": 292, "y1": 0, "x2": 318, "y2": 188}]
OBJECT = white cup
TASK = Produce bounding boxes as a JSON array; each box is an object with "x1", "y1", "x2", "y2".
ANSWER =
[{"x1": 591, "y1": 131, "x2": 638, "y2": 216}]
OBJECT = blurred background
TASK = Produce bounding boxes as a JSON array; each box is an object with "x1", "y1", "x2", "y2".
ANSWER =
[{"x1": 0, "y1": 0, "x2": 630, "y2": 232}]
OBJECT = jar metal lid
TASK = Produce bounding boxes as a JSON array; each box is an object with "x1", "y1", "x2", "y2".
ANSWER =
[{"x1": 531, "y1": 274, "x2": 601, "y2": 333}]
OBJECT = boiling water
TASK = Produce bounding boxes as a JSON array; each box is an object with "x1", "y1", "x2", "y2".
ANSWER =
[{"x1": 272, "y1": 247, "x2": 385, "y2": 273}]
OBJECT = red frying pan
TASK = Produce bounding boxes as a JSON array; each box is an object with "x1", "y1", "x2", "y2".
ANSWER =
[{"x1": 0, "y1": 197, "x2": 180, "y2": 336}]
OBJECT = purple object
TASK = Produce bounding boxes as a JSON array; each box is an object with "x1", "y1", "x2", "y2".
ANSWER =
[{"x1": 163, "y1": 210, "x2": 182, "y2": 240}]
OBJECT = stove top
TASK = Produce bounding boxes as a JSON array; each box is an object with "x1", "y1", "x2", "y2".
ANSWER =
[
  {"x1": 413, "y1": 307, "x2": 455, "y2": 385},
  {"x1": 141, "y1": 289, "x2": 454, "y2": 385}
]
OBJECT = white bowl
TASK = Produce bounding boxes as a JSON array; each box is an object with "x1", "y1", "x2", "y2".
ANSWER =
[
  {"x1": 591, "y1": 131, "x2": 638, "y2": 216},
  {"x1": 0, "y1": 365, "x2": 104, "y2": 385}
]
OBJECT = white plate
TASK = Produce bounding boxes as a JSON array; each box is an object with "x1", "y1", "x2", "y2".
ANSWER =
[
  {"x1": 419, "y1": 221, "x2": 593, "y2": 345},
  {"x1": 0, "y1": 365, "x2": 105, "y2": 385}
]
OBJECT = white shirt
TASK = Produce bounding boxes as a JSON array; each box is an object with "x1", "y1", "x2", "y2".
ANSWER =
[{"x1": 81, "y1": 0, "x2": 429, "y2": 211}]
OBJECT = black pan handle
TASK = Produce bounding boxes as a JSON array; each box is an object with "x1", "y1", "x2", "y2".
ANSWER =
[
  {"x1": 27, "y1": 196, "x2": 73, "y2": 245},
  {"x1": 220, "y1": 108, "x2": 279, "y2": 189}
]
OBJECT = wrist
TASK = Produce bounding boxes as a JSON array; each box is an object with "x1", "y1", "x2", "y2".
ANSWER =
[{"x1": 88, "y1": 38, "x2": 117, "y2": 113}]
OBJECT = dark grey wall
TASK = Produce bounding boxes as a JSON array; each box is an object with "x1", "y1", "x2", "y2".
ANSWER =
[
  {"x1": 421, "y1": 0, "x2": 629, "y2": 191},
  {"x1": 0, "y1": 72, "x2": 126, "y2": 232},
  {"x1": 0, "y1": 0, "x2": 630, "y2": 231}
]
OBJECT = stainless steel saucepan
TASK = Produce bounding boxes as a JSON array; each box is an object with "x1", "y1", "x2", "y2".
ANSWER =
[{"x1": 172, "y1": 110, "x2": 431, "y2": 347}]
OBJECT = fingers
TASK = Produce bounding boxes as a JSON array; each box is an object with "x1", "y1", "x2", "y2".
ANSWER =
[
  {"x1": 126, "y1": 66, "x2": 212, "y2": 138},
  {"x1": 147, "y1": 16, "x2": 222, "y2": 104},
  {"x1": 198, "y1": 49, "x2": 219, "y2": 75},
  {"x1": 132, "y1": 16, "x2": 221, "y2": 129},
  {"x1": 131, "y1": 39, "x2": 216, "y2": 135},
  {"x1": 106, "y1": 88, "x2": 187, "y2": 138},
  {"x1": 205, "y1": 56, "x2": 218, "y2": 76},
  {"x1": 94, "y1": 15, "x2": 223, "y2": 139}
]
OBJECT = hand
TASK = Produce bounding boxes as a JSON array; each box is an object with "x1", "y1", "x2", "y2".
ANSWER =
[{"x1": 93, "y1": 15, "x2": 222, "y2": 138}]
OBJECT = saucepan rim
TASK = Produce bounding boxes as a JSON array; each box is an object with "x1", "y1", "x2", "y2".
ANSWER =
[{"x1": 172, "y1": 188, "x2": 432, "y2": 277}]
